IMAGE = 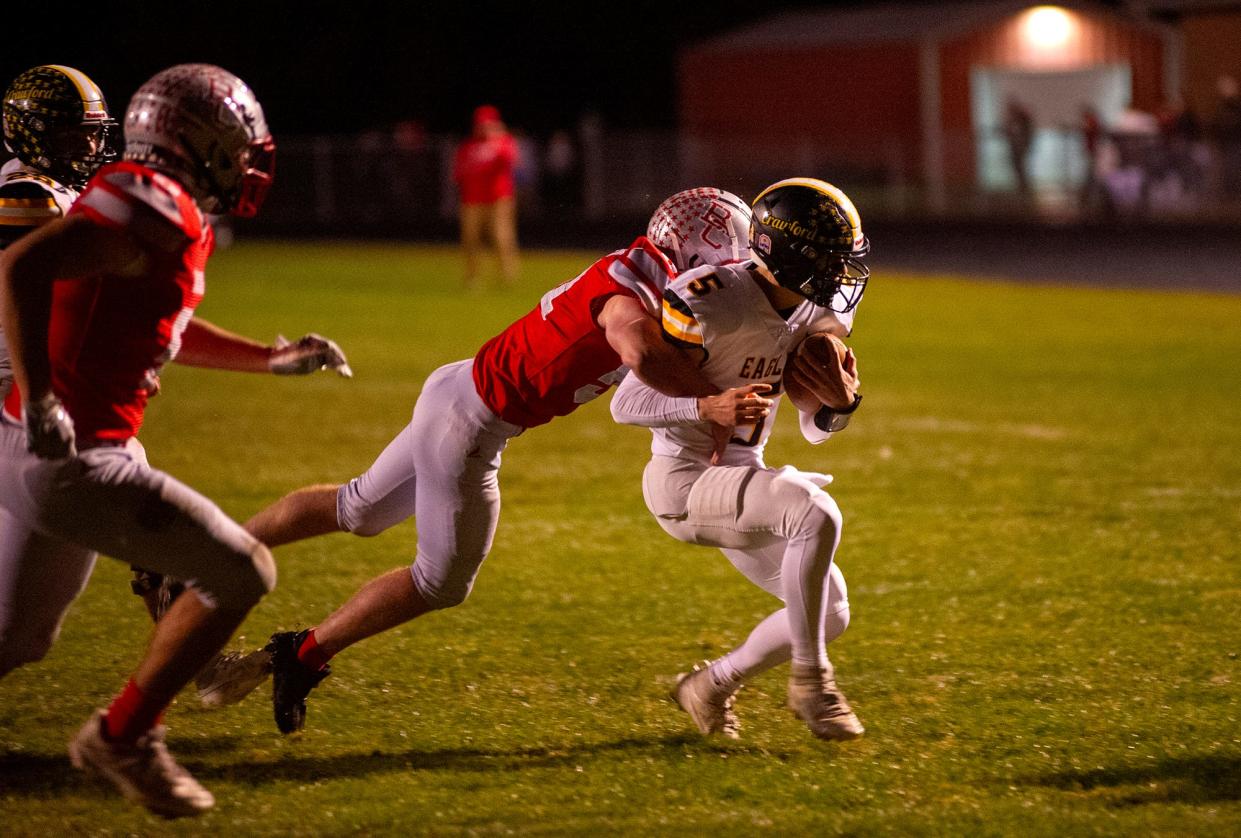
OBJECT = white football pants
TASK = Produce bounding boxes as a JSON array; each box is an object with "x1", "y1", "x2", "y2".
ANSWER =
[
  {"x1": 642, "y1": 455, "x2": 849, "y2": 671},
  {"x1": 0, "y1": 418, "x2": 273, "y2": 678},
  {"x1": 335, "y1": 359, "x2": 522, "y2": 609}
]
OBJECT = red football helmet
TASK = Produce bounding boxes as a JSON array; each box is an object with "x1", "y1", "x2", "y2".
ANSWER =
[
  {"x1": 123, "y1": 64, "x2": 275, "y2": 217},
  {"x1": 647, "y1": 187, "x2": 752, "y2": 272}
]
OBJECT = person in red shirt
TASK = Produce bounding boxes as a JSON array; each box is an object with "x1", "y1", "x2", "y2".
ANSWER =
[
  {"x1": 0, "y1": 64, "x2": 343, "y2": 818},
  {"x1": 453, "y1": 104, "x2": 519, "y2": 286},
  {"x1": 231, "y1": 189, "x2": 756, "y2": 737}
]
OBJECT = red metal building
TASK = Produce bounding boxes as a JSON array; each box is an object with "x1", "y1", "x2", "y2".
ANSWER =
[{"x1": 678, "y1": 2, "x2": 1176, "y2": 208}]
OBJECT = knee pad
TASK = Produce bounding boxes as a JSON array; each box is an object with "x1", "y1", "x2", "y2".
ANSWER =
[
  {"x1": 824, "y1": 601, "x2": 851, "y2": 644},
  {"x1": 199, "y1": 541, "x2": 276, "y2": 610},
  {"x1": 410, "y1": 561, "x2": 474, "y2": 611},
  {"x1": 337, "y1": 480, "x2": 390, "y2": 538},
  {"x1": 768, "y1": 471, "x2": 843, "y2": 538},
  {"x1": 824, "y1": 563, "x2": 851, "y2": 644}
]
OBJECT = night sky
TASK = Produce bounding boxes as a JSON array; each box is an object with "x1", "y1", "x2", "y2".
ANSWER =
[{"x1": 2, "y1": 0, "x2": 843, "y2": 137}]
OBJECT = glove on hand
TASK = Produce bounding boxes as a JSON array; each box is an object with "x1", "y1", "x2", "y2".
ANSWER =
[
  {"x1": 26, "y1": 393, "x2": 76, "y2": 459},
  {"x1": 269, "y1": 333, "x2": 353, "y2": 378}
]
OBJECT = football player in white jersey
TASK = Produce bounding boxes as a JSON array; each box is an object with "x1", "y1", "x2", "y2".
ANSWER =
[
  {"x1": 0, "y1": 65, "x2": 118, "y2": 401},
  {"x1": 611, "y1": 178, "x2": 870, "y2": 742}
]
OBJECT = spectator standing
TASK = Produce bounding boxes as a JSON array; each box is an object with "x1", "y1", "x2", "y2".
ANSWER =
[
  {"x1": 1079, "y1": 105, "x2": 1104, "y2": 212},
  {"x1": 453, "y1": 104, "x2": 519, "y2": 287},
  {"x1": 542, "y1": 130, "x2": 580, "y2": 214},
  {"x1": 1002, "y1": 97, "x2": 1034, "y2": 197},
  {"x1": 1210, "y1": 76, "x2": 1241, "y2": 199}
]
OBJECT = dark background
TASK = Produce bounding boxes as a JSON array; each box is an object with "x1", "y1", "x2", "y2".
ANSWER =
[
  {"x1": 1, "y1": 0, "x2": 1139, "y2": 136},
  {"x1": 6, "y1": 0, "x2": 1232, "y2": 291},
  {"x1": 3, "y1": 0, "x2": 835, "y2": 135}
]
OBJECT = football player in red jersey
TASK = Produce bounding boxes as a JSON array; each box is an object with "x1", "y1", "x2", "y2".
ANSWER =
[
  {"x1": 234, "y1": 188, "x2": 754, "y2": 736},
  {"x1": 0, "y1": 65, "x2": 349, "y2": 712},
  {"x1": 0, "y1": 64, "x2": 342, "y2": 818}
]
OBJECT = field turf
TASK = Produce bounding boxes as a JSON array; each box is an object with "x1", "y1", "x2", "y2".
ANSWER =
[{"x1": 1, "y1": 242, "x2": 1239, "y2": 835}]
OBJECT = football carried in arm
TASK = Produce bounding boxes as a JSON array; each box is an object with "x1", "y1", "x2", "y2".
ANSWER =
[{"x1": 781, "y1": 331, "x2": 858, "y2": 413}]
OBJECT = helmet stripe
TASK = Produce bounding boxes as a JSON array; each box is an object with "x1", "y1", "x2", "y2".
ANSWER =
[
  {"x1": 45, "y1": 65, "x2": 106, "y2": 113},
  {"x1": 752, "y1": 177, "x2": 862, "y2": 232}
]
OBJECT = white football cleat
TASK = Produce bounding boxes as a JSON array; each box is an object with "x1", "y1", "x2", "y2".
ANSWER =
[
  {"x1": 787, "y1": 662, "x2": 865, "y2": 741},
  {"x1": 671, "y1": 663, "x2": 740, "y2": 740},
  {"x1": 195, "y1": 648, "x2": 273, "y2": 708},
  {"x1": 68, "y1": 710, "x2": 215, "y2": 818}
]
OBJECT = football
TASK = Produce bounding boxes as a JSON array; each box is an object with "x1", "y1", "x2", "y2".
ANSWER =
[{"x1": 782, "y1": 331, "x2": 851, "y2": 412}]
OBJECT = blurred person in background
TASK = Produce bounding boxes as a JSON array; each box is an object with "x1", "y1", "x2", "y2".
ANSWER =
[
  {"x1": 511, "y1": 127, "x2": 541, "y2": 215},
  {"x1": 1079, "y1": 105, "x2": 1104, "y2": 213},
  {"x1": 1154, "y1": 98, "x2": 1206, "y2": 211},
  {"x1": 453, "y1": 104, "x2": 519, "y2": 287},
  {"x1": 1210, "y1": 75, "x2": 1241, "y2": 199},
  {"x1": 542, "y1": 129, "x2": 580, "y2": 214},
  {"x1": 1002, "y1": 97, "x2": 1034, "y2": 197}
]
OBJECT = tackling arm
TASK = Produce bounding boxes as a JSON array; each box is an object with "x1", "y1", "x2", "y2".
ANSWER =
[
  {"x1": 597, "y1": 293, "x2": 714, "y2": 398},
  {"x1": 176, "y1": 319, "x2": 353, "y2": 378}
]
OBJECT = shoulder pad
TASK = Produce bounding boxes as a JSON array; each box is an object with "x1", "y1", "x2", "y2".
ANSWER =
[
  {"x1": 605, "y1": 237, "x2": 675, "y2": 318},
  {"x1": 73, "y1": 164, "x2": 203, "y2": 247},
  {"x1": 0, "y1": 180, "x2": 57, "y2": 200},
  {"x1": 0, "y1": 170, "x2": 77, "y2": 224},
  {"x1": 660, "y1": 284, "x2": 704, "y2": 349},
  {"x1": 99, "y1": 168, "x2": 197, "y2": 233},
  {"x1": 0, "y1": 181, "x2": 64, "y2": 229}
]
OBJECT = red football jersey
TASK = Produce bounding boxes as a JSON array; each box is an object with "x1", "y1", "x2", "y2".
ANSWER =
[
  {"x1": 472, "y1": 237, "x2": 674, "y2": 429},
  {"x1": 3, "y1": 161, "x2": 212, "y2": 442},
  {"x1": 453, "y1": 134, "x2": 517, "y2": 204}
]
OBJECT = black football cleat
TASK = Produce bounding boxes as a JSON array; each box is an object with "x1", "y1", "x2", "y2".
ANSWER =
[{"x1": 266, "y1": 630, "x2": 331, "y2": 734}]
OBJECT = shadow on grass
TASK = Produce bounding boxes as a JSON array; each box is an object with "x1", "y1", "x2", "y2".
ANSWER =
[
  {"x1": 1, "y1": 732, "x2": 771, "y2": 797},
  {"x1": 1027, "y1": 753, "x2": 1241, "y2": 806},
  {"x1": 0, "y1": 736, "x2": 254, "y2": 799}
]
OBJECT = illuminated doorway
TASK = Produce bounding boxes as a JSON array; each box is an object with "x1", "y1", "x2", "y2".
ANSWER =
[{"x1": 972, "y1": 65, "x2": 1131, "y2": 192}]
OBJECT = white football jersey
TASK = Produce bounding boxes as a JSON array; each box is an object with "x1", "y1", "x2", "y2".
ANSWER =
[
  {"x1": 650, "y1": 261, "x2": 854, "y2": 466},
  {"x1": 0, "y1": 158, "x2": 78, "y2": 240},
  {"x1": 0, "y1": 159, "x2": 81, "y2": 399}
]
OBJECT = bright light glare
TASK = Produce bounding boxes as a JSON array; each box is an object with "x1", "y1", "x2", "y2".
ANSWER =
[{"x1": 1023, "y1": 6, "x2": 1073, "y2": 48}]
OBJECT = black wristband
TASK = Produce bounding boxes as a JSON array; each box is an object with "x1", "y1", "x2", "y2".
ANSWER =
[{"x1": 813, "y1": 393, "x2": 862, "y2": 432}]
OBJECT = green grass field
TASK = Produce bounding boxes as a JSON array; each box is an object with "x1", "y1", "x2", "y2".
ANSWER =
[{"x1": 1, "y1": 242, "x2": 1239, "y2": 836}]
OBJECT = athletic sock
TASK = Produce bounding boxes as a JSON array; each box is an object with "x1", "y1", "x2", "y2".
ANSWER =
[
  {"x1": 707, "y1": 656, "x2": 744, "y2": 692},
  {"x1": 103, "y1": 679, "x2": 165, "y2": 743},
  {"x1": 296, "y1": 628, "x2": 332, "y2": 671}
]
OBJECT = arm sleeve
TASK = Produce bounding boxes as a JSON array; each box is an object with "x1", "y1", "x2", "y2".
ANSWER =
[{"x1": 610, "y1": 370, "x2": 701, "y2": 428}]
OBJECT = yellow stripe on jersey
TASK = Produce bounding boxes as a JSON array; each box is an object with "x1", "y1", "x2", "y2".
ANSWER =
[
  {"x1": 0, "y1": 196, "x2": 60, "y2": 225},
  {"x1": 661, "y1": 298, "x2": 704, "y2": 347}
]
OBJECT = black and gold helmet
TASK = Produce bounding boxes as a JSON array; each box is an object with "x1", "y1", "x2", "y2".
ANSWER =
[
  {"x1": 749, "y1": 178, "x2": 870, "y2": 313},
  {"x1": 2, "y1": 65, "x2": 118, "y2": 187}
]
